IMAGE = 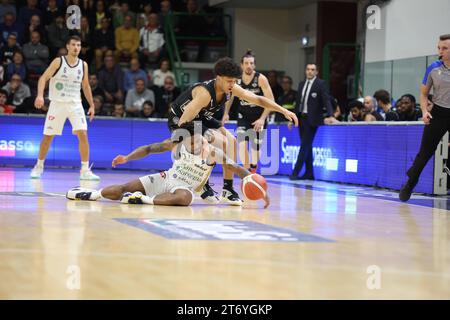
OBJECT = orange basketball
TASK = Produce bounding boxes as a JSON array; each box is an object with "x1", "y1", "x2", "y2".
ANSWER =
[{"x1": 241, "y1": 174, "x2": 268, "y2": 200}]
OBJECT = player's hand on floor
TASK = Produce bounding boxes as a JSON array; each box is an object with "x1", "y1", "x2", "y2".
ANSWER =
[
  {"x1": 88, "y1": 106, "x2": 95, "y2": 122},
  {"x1": 252, "y1": 118, "x2": 265, "y2": 132},
  {"x1": 263, "y1": 193, "x2": 270, "y2": 209},
  {"x1": 112, "y1": 155, "x2": 127, "y2": 168},
  {"x1": 34, "y1": 96, "x2": 44, "y2": 109}
]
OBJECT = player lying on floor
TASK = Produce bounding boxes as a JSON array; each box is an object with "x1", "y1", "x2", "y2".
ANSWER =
[{"x1": 66, "y1": 123, "x2": 270, "y2": 208}]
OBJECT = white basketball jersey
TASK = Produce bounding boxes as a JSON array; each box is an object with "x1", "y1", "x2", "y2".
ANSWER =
[
  {"x1": 49, "y1": 56, "x2": 84, "y2": 102},
  {"x1": 167, "y1": 145, "x2": 214, "y2": 192}
]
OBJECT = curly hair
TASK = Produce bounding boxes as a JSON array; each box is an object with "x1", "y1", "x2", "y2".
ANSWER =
[{"x1": 214, "y1": 57, "x2": 242, "y2": 78}]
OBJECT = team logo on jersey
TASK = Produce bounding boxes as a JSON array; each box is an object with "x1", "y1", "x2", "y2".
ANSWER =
[
  {"x1": 55, "y1": 82, "x2": 64, "y2": 90},
  {"x1": 48, "y1": 115, "x2": 55, "y2": 121},
  {"x1": 311, "y1": 92, "x2": 317, "y2": 98},
  {"x1": 252, "y1": 82, "x2": 257, "y2": 87}
]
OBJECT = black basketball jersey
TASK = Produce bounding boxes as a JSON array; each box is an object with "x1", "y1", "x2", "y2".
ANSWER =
[
  {"x1": 237, "y1": 72, "x2": 264, "y2": 117},
  {"x1": 170, "y1": 79, "x2": 229, "y2": 121}
]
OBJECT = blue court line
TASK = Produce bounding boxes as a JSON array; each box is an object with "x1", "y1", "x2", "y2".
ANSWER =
[{"x1": 266, "y1": 177, "x2": 450, "y2": 211}]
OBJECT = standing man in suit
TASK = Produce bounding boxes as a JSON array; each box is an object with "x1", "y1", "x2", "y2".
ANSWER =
[{"x1": 289, "y1": 63, "x2": 335, "y2": 180}]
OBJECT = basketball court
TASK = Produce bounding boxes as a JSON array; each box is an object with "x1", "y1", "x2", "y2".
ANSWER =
[{"x1": 0, "y1": 167, "x2": 448, "y2": 299}]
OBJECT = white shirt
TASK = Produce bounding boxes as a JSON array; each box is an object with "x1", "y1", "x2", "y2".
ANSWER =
[
  {"x1": 152, "y1": 69, "x2": 177, "y2": 87},
  {"x1": 49, "y1": 56, "x2": 83, "y2": 103},
  {"x1": 139, "y1": 27, "x2": 165, "y2": 53},
  {"x1": 301, "y1": 76, "x2": 316, "y2": 114}
]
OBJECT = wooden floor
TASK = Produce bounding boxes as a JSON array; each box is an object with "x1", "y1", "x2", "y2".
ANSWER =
[{"x1": 0, "y1": 167, "x2": 449, "y2": 299}]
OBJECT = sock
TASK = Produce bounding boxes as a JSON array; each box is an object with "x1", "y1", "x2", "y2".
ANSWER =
[
  {"x1": 36, "y1": 159, "x2": 44, "y2": 167},
  {"x1": 141, "y1": 195, "x2": 155, "y2": 204},
  {"x1": 223, "y1": 179, "x2": 233, "y2": 190},
  {"x1": 81, "y1": 161, "x2": 89, "y2": 171}
]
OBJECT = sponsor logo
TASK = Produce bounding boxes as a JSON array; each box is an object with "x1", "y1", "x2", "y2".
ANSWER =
[{"x1": 55, "y1": 82, "x2": 64, "y2": 90}]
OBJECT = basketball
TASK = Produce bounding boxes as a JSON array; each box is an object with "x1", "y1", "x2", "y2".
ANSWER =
[{"x1": 241, "y1": 174, "x2": 268, "y2": 200}]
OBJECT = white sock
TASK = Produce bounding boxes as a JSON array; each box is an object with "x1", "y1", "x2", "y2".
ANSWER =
[
  {"x1": 81, "y1": 161, "x2": 89, "y2": 171},
  {"x1": 141, "y1": 195, "x2": 155, "y2": 205},
  {"x1": 36, "y1": 159, "x2": 44, "y2": 167}
]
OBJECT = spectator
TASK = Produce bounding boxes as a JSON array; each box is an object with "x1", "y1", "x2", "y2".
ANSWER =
[
  {"x1": 82, "y1": 73, "x2": 105, "y2": 110},
  {"x1": 88, "y1": 0, "x2": 111, "y2": 31},
  {"x1": 93, "y1": 95, "x2": 108, "y2": 116},
  {"x1": 23, "y1": 31, "x2": 49, "y2": 74},
  {"x1": 137, "y1": 2, "x2": 153, "y2": 30},
  {"x1": 156, "y1": 75, "x2": 179, "y2": 117},
  {"x1": 115, "y1": 14, "x2": 139, "y2": 63},
  {"x1": 98, "y1": 54, "x2": 124, "y2": 103},
  {"x1": 0, "y1": 64, "x2": 4, "y2": 85},
  {"x1": 275, "y1": 75, "x2": 297, "y2": 122},
  {"x1": 123, "y1": 58, "x2": 148, "y2": 92},
  {"x1": 47, "y1": 15, "x2": 70, "y2": 58},
  {"x1": 373, "y1": 89, "x2": 397, "y2": 121},
  {"x1": 76, "y1": 16, "x2": 93, "y2": 64},
  {"x1": 57, "y1": 46, "x2": 67, "y2": 57},
  {"x1": 159, "y1": 0, "x2": 172, "y2": 30},
  {"x1": 267, "y1": 70, "x2": 283, "y2": 101},
  {"x1": 18, "y1": 0, "x2": 42, "y2": 26},
  {"x1": 363, "y1": 95, "x2": 383, "y2": 121},
  {"x1": 140, "y1": 100, "x2": 159, "y2": 118},
  {"x1": 0, "y1": 88, "x2": 14, "y2": 113},
  {"x1": 113, "y1": 1, "x2": 136, "y2": 29},
  {"x1": 0, "y1": 12, "x2": 24, "y2": 45},
  {"x1": 0, "y1": 0, "x2": 16, "y2": 24},
  {"x1": 125, "y1": 78, "x2": 155, "y2": 117},
  {"x1": 112, "y1": 103, "x2": 125, "y2": 118},
  {"x1": 395, "y1": 94, "x2": 422, "y2": 121},
  {"x1": 92, "y1": 17, "x2": 115, "y2": 70},
  {"x1": 23, "y1": 14, "x2": 46, "y2": 44},
  {"x1": 152, "y1": 59, "x2": 175, "y2": 87},
  {"x1": 0, "y1": 33, "x2": 21, "y2": 65},
  {"x1": 176, "y1": 0, "x2": 205, "y2": 37},
  {"x1": 42, "y1": 0, "x2": 61, "y2": 26},
  {"x1": 6, "y1": 51, "x2": 26, "y2": 82},
  {"x1": 139, "y1": 13, "x2": 165, "y2": 68},
  {"x1": 347, "y1": 100, "x2": 365, "y2": 122},
  {"x1": 2, "y1": 73, "x2": 31, "y2": 109}
]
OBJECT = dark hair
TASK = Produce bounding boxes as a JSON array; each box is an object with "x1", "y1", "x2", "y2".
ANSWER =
[
  {"x1": 214, "y1": 57, "x2": 241, "y2": 78},
  {"x1": 348, "y1": 100, "x2": 364, "y2": 110},
  {"x1": 241, "y1": 49, "x2": 255, "y2": 63},
  {"x1": 135, "y1": 77, "x2": 146, "y2": 84},
  {"x1": 373, "y1": 89, "x2": 391, "y2": 104},
  {"x1": 66, "y1": 35, "x2": 81, "y2": 45},
  {"x1": 439, "y1": 34, "x2": 450, "y2": 41},
  {"x1": 399, "y1": 94, "x2": 416, "y2": 105},
  {"x1": 282, "y1": 75, "x2": 293, "y2": 83},
  {"x1": 0, "y1": 88, "x2": 8, "y2": 97},
  {"x1": 143, "y1": 100, "x2": 154, "y2": 107},
  {"x1": 305, "y1": 63, "x2": 318, "y2": 70}
]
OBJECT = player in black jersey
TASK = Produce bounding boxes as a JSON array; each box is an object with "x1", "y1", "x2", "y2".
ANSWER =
[
  {"x1": 165, "y1": 57, "x2": 298, "y2": 205},
  {"x1": 223, "y1": 50, "x2": 274, "y2": 174}
]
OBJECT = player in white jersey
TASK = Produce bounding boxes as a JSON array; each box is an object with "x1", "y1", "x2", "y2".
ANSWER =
[
  {"x1": 66, "y1": 123, "x2": 270, "y2": 208},
  {"x1": 30, "y1": 35, "x2": 99, "y2": 180}
]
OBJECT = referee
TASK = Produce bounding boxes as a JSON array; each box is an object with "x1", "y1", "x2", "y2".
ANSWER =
[{"x1": 399, "y1": 34, "x2": 450, "y2": 201}]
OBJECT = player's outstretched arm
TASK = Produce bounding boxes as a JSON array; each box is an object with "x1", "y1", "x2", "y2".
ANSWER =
[
  {"x1": 232, "y1": 84, "x2": 298, "y2": 126},
  {"x1": 178, "y1": 86, "x2": 211, "y2": 126},
  {"x1": 35, "y1": 57, "x2": 61, "y2": 109},
  {"x1": 112, "y1": 138, "x2": 175, "y2": 167}
]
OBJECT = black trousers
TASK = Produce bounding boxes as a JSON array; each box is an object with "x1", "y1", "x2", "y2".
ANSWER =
[
  {"x1": 292, "y1": 114, "x2": 318, "y2": 177},
  {"x1": 407, "y1": 105, "x2": 450, "y2": 182}
]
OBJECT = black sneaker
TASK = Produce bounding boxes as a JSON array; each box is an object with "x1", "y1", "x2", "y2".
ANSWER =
[
  {"x1": 221, "y1": 187, "x2": 243, "y2": 206},
  {"x1": 399, "y1": 179, "x2": 417, "y2": 202},
  {"x1": 200, "y1": 183, "x2": 220, "y2": 204}
]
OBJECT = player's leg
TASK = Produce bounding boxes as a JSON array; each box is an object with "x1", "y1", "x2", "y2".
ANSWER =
[
  {"x1": 236, "y1": 125, "x2": 250, "y2": 170},
  {"x1": 69, "y1": 103, "x2": 100, "y2": 181},
  {"x1": 67, "y1": 178, "x2": 146, "y2": 201},
  {"x1": 152, "y1": 188, "x2": 193, "y2": 206},
  {"x1": 250, "y1": 128, "x2": 266, "y2": 174},
  {"x1": 30, "y1": 102, "x2": 66, "y2": 178}
]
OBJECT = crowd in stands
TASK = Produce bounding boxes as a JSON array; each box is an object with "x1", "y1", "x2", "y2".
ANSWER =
[{"x1": 0, "y1": 0, "x2": 224, "y2": 118}]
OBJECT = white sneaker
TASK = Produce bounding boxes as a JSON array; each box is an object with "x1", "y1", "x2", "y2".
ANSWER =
[
  {"x1": 200, "y1": 183, "x2": 220, "y2": 204},
  {"x1": 220, "y1": 188, "x2": 243, "y2": 206},
  {"x1": 30, "y1": 165, "x2": 43, "y2": 179},
  {"x1": 80, "y1": 169, "x2": 100, "y2": 181},
  {"x1": 120, "y1": 191, "x2": 145, "y2": 204},
  {"x1": 66, "y1": 187, "x2": 97, "y2": 200}
]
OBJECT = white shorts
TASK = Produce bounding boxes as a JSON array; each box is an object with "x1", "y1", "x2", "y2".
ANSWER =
[
  {"x1": 43, "y1": 101, "x2": 87, "y2": 136},
  {"x1": 139, "y1": 171, "x2": 194, "y2": 205}
]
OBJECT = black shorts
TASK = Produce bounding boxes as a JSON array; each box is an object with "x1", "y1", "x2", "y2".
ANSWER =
[
  {"x1": 236, "y1": 112, "x2": 267, "y2": 148},
  {"x1": 167, "y1": 111, "x2": 222, "y2": 142}
]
